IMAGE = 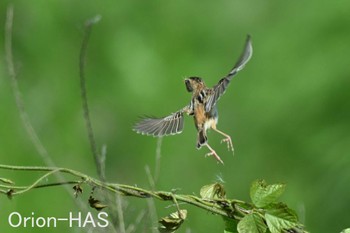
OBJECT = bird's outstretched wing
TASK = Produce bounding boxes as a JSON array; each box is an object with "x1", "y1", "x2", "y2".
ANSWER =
[
  {"x1": 205, "y1": 35, "x2": 253, "y2": 112},
  {"x1": 133, "y1": 106, "x2": 190, "y2": 137}
]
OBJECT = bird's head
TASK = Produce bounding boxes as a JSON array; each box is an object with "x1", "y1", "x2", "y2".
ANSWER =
[{"x1": 184, "y1": 77, "x2": 205, "y2": 92}]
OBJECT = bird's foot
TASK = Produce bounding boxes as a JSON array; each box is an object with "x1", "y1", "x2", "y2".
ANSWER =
[
  {"x1": 205, "y1": 150, "x2": 224, "y2": 165},
  {"x1": 221, "y1": 136, "x2": 234, "y2": 153}
]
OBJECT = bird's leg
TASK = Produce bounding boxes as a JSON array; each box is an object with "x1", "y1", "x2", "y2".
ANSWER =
[
  {"x1": 212, "y1": 128, "x2": 234, "y2": 152},
  {"x1": 204, "y1": 143, "x2": 224, "y2": 164}
]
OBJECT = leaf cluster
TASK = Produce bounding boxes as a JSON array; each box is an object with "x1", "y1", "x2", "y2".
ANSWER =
[
  {"x1": 0, "y1": 165, "x2": 309, "y2": 233},
  {"x1": 226, "y1": 179, "x2": 306, "y2": 233},
  {"x1": 157, "y1": 180, "x2": 307, "y2": 233}
]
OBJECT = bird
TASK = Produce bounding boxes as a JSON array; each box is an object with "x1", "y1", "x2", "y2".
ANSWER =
[{"x1": 133, "y1": 35, "x2": 253, "y2": 164}]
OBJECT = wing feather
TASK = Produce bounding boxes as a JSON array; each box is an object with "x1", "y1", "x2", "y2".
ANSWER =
[
  {"x1": 205, "y1": 35, "x2": 253, "y2": 112},
  {"x1": 133, "y1": 107, "x2": 186, "y2": 137}
]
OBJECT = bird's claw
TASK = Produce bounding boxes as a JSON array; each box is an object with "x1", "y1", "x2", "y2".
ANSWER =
[
  {"x1": 205, "y1": 151, "x2": 224, "y2": 165},
  {"x1": 220, "y1": 136, "x2": 234, "y2": 152}
]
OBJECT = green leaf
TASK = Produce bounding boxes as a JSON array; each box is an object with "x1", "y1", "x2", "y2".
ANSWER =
[
  {"x1": 265, "y1": 203, "x2": 300, "y2": 233},
  {"x1": 159, "y1": 209, "x2": 187, "y2": 233},
  {"x1": 200, "y1": 183, "x2": 226, "y2": 199},
  {"x1": 250, "y1": 180, "x2": 286, "y2": 207},
  {"x1": 341, "y1": 229, "x2": 350, "y2": 233},
  {"x1": 237, "y1": 213, "x2": 267, "y2": 233},
  {"x1": 223, "y1": 216, "x2": 239, "y2": 233}
]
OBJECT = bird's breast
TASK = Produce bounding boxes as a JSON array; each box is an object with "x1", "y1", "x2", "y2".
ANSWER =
[
  {"x1": 193, "y1": 103, "x2": 218, "y2": 130},
  {"x1": 194, "y1": 104, "x2": 206, "y2": 127}
]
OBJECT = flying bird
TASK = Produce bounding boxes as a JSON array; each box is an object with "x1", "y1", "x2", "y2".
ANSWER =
[{"x1": 133, "y1": 35, "x2": 253, "y2": 164}]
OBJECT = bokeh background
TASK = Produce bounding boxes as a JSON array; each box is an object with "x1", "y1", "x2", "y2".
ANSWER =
[{"x1": 1, "y1": 1, "x2": 349, "y2": 232}]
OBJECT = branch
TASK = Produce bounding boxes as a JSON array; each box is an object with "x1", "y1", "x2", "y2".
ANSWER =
[
  {"x1": 0, "y1": 164, "x2": 308, "y2": 232},
  {"x1": 5, "y1": 4, "x2": 55, "y2": 168},
  {"x1": 4, "y1": 5, "x2": 90, "y2": 212},
  {"x1": 0, "y1": 164, "x2": 241, "y2": 218},
  {"x1": 78, "y1": 15, "x2": 105, "y2": 181}
]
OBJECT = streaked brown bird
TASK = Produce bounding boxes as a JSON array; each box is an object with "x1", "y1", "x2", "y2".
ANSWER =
[{"x1": 133, "y1": 35, "x2": 253, "y2": 164}]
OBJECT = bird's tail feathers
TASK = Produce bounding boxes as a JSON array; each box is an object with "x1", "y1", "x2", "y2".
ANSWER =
[{"x1": 196, "y1": 130, "x2": 207, "y2": 148}]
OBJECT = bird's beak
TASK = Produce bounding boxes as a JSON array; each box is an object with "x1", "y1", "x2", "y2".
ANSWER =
[{"x1": 185, "y1": 79, "x2": 193, "y2": 92}]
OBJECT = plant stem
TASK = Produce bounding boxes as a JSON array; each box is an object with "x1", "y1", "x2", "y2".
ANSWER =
[{"x1": 0, "y1": 164, "x2": 245, "y2": 220}]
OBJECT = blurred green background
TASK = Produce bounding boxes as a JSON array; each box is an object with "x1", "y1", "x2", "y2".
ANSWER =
[{"x1": 1, "y1": 0, "x2": 349, "y2": 232}]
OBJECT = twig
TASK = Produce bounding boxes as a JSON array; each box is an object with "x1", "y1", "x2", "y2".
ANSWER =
[
  {"x1": 147, "y1": 197, "x2": 159, "y2": 233},
  {"x1": 4, "y1": 6, "x2": 90, "y2": 214},
  {"x1": 126, "y1": 209, "x2": 146, "y2": 233},
  {"x1": 116, "y1": 194, "x2": 126, "y2": 233},
  {"x1": 148, "y1": 137, "x2": 163, "y2": 231},
  {"x1": 154, "y1": 137, "x2": 162, "y2": 183},
  {"x1": 78, "y1": 14, "x2": 104, "y2": 181},
  {"x1": 171, "y1": 193, "x2": 182, "y2": 217},
  {"x1": 143, "y1": 137, "x2": 163, "y2": 232},
  {"x1": 145, "y1": 165, "x2": 156, "y2": 190},
  {"x1": 145, "y1": 164, "x2": 158, "y2": 232},
  {"x1": 4, "y1": 4, "x2": 56, "y2": 169},
  {"x1": 0, "y1": 181, "x2": 79, "y2": 191},
  {"x1": 0, "y1": 164, "x2": 243, "y2": 219},
  {"x1": 0, "y1": 164, "x2": 308, "y2": 232},
  {"x1": 79, "y1": 16, "x2": 119, "y2": 233}
]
